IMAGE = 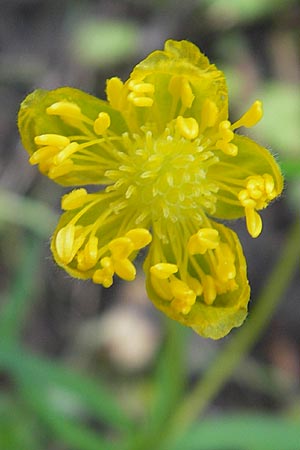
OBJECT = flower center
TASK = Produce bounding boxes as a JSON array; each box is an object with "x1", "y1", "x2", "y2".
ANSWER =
[{"x1": 105, "y1": 125, "x2": 219, "y2": 224}]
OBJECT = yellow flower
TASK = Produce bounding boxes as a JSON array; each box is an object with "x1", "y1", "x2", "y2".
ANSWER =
[{"x1": 18, "y1": 40, "x2": 283, "y2": 339}]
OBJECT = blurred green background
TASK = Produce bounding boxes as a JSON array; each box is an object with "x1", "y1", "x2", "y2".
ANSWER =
[{"x1": 0, "y1": 1, "x2": 300, "y2": 449}]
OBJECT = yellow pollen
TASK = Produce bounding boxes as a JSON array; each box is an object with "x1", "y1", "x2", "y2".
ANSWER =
[
  {"x1": 188, "y1": 228, "x2": 220, "y2": 255},
  {"x1": 34, "y1": 134, "x2": 70, "y2": 148},
  {"x1": 176, "y1": 116, "x2": 199, "y2": 140},
  {"x1": 232, "y1": 100, "x2": 263, "y2": 129},
  {"x1": 46, "y1": 101, "x2": 82, "y2": 117},
  {"x1": 93, "y1": 112, "x2": 111, "y2": 135},
  {"x1": 150, "y1": 263, "x2": 178, "y2": 279}
]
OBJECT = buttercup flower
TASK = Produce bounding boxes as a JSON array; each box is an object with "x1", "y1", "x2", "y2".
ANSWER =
[{"x1": 18, "y1": 40, "x2": 283, "y2": 339}]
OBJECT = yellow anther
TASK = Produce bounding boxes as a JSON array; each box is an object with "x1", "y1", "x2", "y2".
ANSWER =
[
  {"x1": 46, "y1": 101, "x2": 82, "y2": 117},
  {"x1": 54, "y1": 142, "x2": 80, "y2": 165},
  {"x1": 202, "y1": 275, "x2": 217, "y2": 305},
  {"x1": 188, "y1": 228, "x2": 219, "y2": 255},
  {"x1": 200, "y1": 99, "x2": 219, "y2": 131},
  {"x1": 93, "y1": 112, "x2": 111, "y2": 135},
  {"x1": 108, "y1": 237, "x2": 134, "y2": 259},
  {"x1": 84, "y1": 236, "x2": 99, "y2": 267},
  {"x1": 106, "y1": 77, "x2": 124, "y2": 109},
  {"x1": 34, "y1": 134, "x2": 70, "y2": 148},
  {"x1": 176, "y1": 116, "x2": 199, "y2": 140},
  {"x1": 168, "y1": 76, "x2": 194, "y2": 108},
  {"x1": 232, "y1": 100, "x2": 263, "y2": 129},
  {"x1": 246, "y1": 177, "x2": 264, "y2": 199},
  {"x1": 170, "y1": 278, "x2": 196, "y2": 304},
  {"x1": 238, "y1": 189, "x2": 256, "y2": 208},
  {"x1": 219, "y1": 121, "x2": 234, "y2": 142},
  {"x1": 216, "y1": 140, "x2": 238, "y2": 156},
  {"x1": 125, "y1": 228, "x2": 152, "y2": 249},
  {"x1": 128, "y1": 81, "x2": 155, "y2": 94},
  {"x1": 181, "y1": 78, "x2": 195, "y2": 108},
  {"x1": 61, "y1": 188, "x2": 88, "y2": 210},
  {"x1": 29, "y1": 146, "x2": 58, "y2": 165},
  {"x1": 245, "y1": 206, "x2": 262, "y2": 238},
  {"x1": 114, "y1": 258, "x2": 136, "y2": 281},
  {"x1": 215, "y1": 243, "x2": 236, "y2": 282},
  {"x1": 101, "y1": 256, "x2": 114, "y2": 271},
  {"x1": 187, "y1": 276, "x2": 203, "y2": 296},
  {"x1": 127, "y1": 93, "x2": 154, "y2": 107},
  {"x1": 151, "y1": 275, "x2": 173, "y2": 301},
  {"x1": 48, "y1": 160, "x2": 74, "y2": 179},
  {"x1": 93, "y1": 266, "x2": 113, "y2": 288},
  {"x1": 263, "y1": 173, "x2": 275, "y2": 197},
  {"x1": 55, "y1": 224, "x2": 77, "y2": 264},
  {"x1": 150, "y1": 263, "x2": 178, "y2": 279}
]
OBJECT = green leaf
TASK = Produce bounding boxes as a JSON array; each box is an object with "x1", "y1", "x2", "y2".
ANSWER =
[{"x1": 166, "y1": 413, "x2": 300, "y2": 450}]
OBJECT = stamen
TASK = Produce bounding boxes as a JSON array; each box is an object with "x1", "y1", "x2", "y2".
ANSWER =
[
  {"x1": 125, "y1": 228, "x2": 152, "y2": 249},
  {"x1": 53, "y1": 142, "x2": 80, "y2": 164},
  {"x1": 106, "y1": 77, "x2": 124, "y2": 109},
  {"x1": 127, "y1": 93, "x2": 153, "y2": 107},
  {"x1": 127, "y1": 80, "x2": 154, "y2": 107},
  {"x1": 176, "y1": 116, "x2": 199, "y2": 140},
  {"x1": 114, "y1": 258, "x2": 136, "y2": 281},
  {"x1": 200, "y1": 99, "x2": 218, "y2": 132},
  {"x1": 46, "y1": 101, "x2": 82, "y2": 118},
  {"x1": 181, "y1": 78, "x2": 195, "y2": 109},
  {"x1": 61, "y1": 188, "x2": 88, "y2": 210},
  {"x1": 202, "y1": 274, "x2": 217, "y2": 305},
  {"x1": 93, "y1": 112, "x2": 111, "y2": 135},
  {"x1": 232, "y1": 100, "x2": 263, "y2": 129},
  {"x1": 29, "y1": 146, "x2": 58, "y2": 165},
  {"x1": 188, "y1": 228, "x2": 219, "y2": 255},
  {"x1": 34, "y1": 134, "x2": 70, "y2": 148},
  {"x1": 245, "y1": 206, "x2": 262, "y2": 238},
  {"x1": 55, "y1": 224, "x2": 85, "y2": 264},
  {"x1": 150, "y1": 263, "x2": 178, "y2": 279},
  {"x1": 108, "y1": 237, "x2": 134, "y2": 259}
]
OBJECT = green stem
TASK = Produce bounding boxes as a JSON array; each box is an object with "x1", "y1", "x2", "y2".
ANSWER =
[{"x1": 161, "y1": 216, "x2": 300, "y2": 449}]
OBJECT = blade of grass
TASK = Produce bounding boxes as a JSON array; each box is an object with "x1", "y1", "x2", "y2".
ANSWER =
[
  {"x1": 0, "y1": 190, "x2": 58, "y2": 238},
  {"x1": 0, "y1": 234, "x2": 42, "y2": 343},
  {"x1": 20, "y1": 380, "x2": 116, "y2": 450},
  {"x1": 0, "y1": 344, "x2": 133, "y2": 433},
  {"x1": 168, "y1": 413, "x2": 300, "y2": 450}
]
